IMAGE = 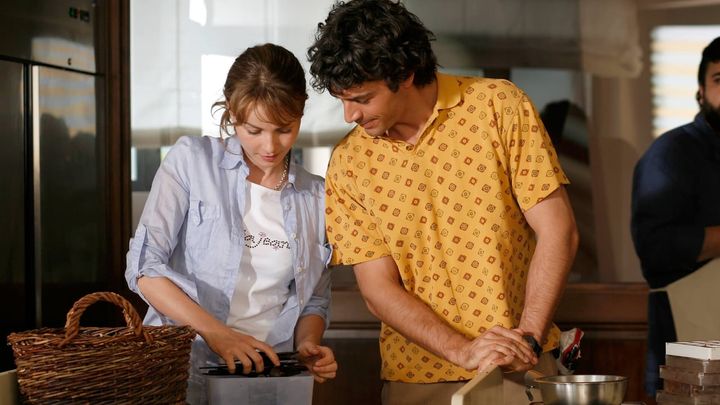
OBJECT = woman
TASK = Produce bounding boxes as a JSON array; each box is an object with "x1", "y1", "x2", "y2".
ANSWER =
[{"x1": 125, "y1": 43, "x2": 337, "y2": 403}]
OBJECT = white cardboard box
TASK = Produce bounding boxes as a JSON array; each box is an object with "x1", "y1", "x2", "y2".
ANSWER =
[{"x1": 666, "y1": 340, "x2": 720, "y2": 360}]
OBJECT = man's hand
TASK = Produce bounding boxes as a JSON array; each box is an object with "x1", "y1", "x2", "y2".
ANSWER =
[
  {"x1": 448, "y1": 326, "x2": 538, "y2": 373},
  {"x1": 296, "y1": 340, "x2": 338, "y2": 382}
]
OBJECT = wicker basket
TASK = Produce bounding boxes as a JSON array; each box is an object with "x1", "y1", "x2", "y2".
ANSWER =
[{"x1": 7, "y1": 291, "x2": 196, "y2": 404}]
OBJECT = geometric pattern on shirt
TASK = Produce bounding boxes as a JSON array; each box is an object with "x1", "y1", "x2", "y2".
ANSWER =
[{"x1": 325, "y1": 75, "x2": 568, "y2": 383}]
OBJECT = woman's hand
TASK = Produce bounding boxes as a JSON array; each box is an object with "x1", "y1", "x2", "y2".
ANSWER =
[
  {"x1": 203, "y1": 325, "x2": 280, "y2": 374},
  {"x1": 296, "y1": 340, "x2": 338, "y2": 383}
]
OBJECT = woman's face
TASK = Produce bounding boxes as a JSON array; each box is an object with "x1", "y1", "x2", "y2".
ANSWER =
[{"x1": 234, "y1": 104, "x2": 301, "y2": 174}]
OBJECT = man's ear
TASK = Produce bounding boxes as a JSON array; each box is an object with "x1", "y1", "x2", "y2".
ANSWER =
[
  {"x1": 400, "y1": 73, "x2": 415, "y2": 89},
  {"x1": 697, "y1": 86, "x2": 704, "y2": 106}
]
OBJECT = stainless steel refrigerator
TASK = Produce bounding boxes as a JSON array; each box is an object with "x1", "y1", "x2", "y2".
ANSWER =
[{"x1": 0, "y1": 0, "x2": 107, "y2": 370}]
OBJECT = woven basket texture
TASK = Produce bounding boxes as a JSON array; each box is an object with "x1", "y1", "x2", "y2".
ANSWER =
[{"x1": 7, "y1": 292, "x2": 196, "y2": 404}]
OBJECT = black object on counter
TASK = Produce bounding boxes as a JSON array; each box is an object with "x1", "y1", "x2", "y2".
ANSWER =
[{"x1": 200, "y1": 351, "x2": 308, "y2": 377}]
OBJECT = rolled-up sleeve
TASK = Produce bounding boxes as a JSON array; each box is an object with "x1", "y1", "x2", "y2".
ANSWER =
[
  {"x1": 299, "y1": 265, "x2": 332, "y2": 329},
  {"x1": 124, "y1": 137, "x2": 200, "y2": 305}
]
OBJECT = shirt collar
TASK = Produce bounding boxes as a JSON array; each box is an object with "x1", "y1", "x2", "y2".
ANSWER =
[
  {"x1": 355, "y1": 72, "x2": 464, "y2": 141},
  {"x1": 219, "y1": 136, "x2": 245, "y2": 170},
  {"x1": 411, "y1": 72, "x2": 463, "y2": 138},
  {"x1": 434, "y1": 72, "x2": 463, "y2": 112}
]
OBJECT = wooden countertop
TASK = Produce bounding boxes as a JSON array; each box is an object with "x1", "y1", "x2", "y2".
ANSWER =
[{"x1": 328, "y1": 277, "x2": 649, "y2": 332}]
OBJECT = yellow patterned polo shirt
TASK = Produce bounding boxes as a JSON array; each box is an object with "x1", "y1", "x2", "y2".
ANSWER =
[{"x1": 325, "y1": 73, "x2": 569, "y2": 383}]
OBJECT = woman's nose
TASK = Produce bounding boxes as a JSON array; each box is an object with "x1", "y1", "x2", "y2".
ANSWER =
[{"x1": 263, "y1": 134, "x2": 280, "y2": 153}]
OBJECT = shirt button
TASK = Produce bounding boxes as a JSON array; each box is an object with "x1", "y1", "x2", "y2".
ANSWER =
[
  {"x1": 298, "y1": 266, "x2": 304, "y2": 273},
  {"x1": 406, "y1": 145, "x2": 414, "y2": 151},
  {"x1": 291, "y1": 232, "x2": 297, "y2": 239},
  {"x1": 300, "y1": 299, "x2": 304, "y2": 306}
]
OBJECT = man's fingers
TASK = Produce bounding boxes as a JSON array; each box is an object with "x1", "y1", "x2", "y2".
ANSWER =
[
  {"x1": 473, "y1": 336, "x2": 532, "y2": 363},
  {"x1": 486, "y1": 325, "x2": 527, "y2": 343},
  {"x1": 477, "y1": 351, "x2": 506, "y2": 373}
]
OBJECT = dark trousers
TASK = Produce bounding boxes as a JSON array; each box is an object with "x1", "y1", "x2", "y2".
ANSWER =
[{"x1": 646, "y1": 291, "x2": 677, "y2": 396}]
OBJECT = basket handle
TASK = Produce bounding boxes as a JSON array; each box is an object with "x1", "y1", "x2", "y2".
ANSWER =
[{"x1": 60, "y1": 291, "x2": 153, "y2": 347}]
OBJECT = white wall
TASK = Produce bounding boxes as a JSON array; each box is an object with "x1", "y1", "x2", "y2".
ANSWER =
[{"x1": 131, "y1": 0, "x2": 352, "y2": 147}]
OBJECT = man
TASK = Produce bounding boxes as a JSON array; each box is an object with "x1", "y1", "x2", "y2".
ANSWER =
[
  {"x1": 632, "y1": 37, "x2": 720, "y2": 396},
  {"x1": 308, "y1": 0, "x2": 579, "y2": 403}
]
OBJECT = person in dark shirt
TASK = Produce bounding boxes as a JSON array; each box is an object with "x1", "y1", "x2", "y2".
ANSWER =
[{"x1": 631, "y1": 36, "x2": 720, "y2": 396}]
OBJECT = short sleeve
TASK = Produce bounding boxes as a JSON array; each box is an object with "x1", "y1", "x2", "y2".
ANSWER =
[
  {"x1": 503, "y1": 91, "x2": 569, "y2": 211},
  {"x1": 324, "y1": 145, "x2": 391, "y2": 265}
]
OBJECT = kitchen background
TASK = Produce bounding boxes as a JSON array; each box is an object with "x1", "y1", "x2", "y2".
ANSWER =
[{"x1": 2, "y1": 0, "x2": 720, "y2": 404}]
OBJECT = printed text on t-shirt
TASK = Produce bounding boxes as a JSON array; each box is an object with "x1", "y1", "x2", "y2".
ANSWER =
[{"x1": 244, "y1": 231, "x2": 290, "y2": 250}]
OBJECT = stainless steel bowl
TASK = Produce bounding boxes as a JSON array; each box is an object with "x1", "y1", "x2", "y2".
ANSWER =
[{"x1": 534, "y1": 374, "x2": 627, "y2": 405}]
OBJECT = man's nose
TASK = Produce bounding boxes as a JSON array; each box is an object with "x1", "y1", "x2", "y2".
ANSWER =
[{"x1": 343, "y1": 101, "x2": 361, "y2": 124}]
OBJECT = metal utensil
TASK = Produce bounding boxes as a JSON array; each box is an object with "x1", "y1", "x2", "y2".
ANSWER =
[{"x1": 530, "y1": 374, "x2": 627, "y2": 405}]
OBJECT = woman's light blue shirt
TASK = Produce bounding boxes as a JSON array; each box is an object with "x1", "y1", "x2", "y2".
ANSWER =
[{"x1": 125, "y1": 134, "x2": 332, "y2": 362}]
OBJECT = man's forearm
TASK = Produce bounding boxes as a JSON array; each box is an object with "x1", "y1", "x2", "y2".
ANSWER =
[
  {"x1": 519, "y1": 231, "x2": 577, "y2": 342},
  {"x1": 354, "y1": 258, "x2": 470, "y2": 365},
  {"x1": 519, "y1": 187, "x2": 579, "y2": 342},
  {"x1": 364, "y1": 279, "x2": 470, "y2": 363}
]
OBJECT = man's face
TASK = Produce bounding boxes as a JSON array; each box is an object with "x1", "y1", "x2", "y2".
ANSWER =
[
  {"x1": 699, "y1": 61, "x2": 720, "y2": 131},
  {"x1": 334, "y1": 79, "x2": 409, "y2": 138}
]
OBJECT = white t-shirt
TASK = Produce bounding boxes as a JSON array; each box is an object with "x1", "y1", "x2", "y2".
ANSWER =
[{"x1": 226, "y1": 182, "x2": 294, "y2": 342}]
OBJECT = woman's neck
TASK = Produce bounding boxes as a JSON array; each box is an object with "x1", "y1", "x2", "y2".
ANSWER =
[{"x1": 244, "y1": 154, "x2": 289, "y2": 190}]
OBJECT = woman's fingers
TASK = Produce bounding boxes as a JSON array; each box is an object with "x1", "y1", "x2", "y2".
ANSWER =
[
  {"x1": 254, "y1": 341, "x2": 280, "y2": 367},
  {"x1": 229, "y1": 351, "x2": 254, "y2": 374},
  {"x1": 312, "y1": 368, "x2": 336, "y2": 382},
  {"x1": 244, "y1": 348, "x2": 265, "y2": 373},
  {"x1": 297, "y1": 341, "x2": 322, "y2": 363},
  {"x1": 300, "y1": 345, "x2": 337, "y2": 382},
  {"x1": 313, "y1": 363, "x2": 338, "y2": 374},
  {"x1": 222, "y1": 352, "x2": 238, "y2": 374},
  {"x1": 312, "y1": 346, "x2": 335, "y2": 366}
]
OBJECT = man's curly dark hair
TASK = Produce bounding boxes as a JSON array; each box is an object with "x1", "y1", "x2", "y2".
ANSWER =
[{"x1": 307, "y1": 0, "x2": 437, "y2": 94}]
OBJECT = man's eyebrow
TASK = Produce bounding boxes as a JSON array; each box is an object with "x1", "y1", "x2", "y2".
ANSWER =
[{"x1": 340, "y1": 91, "x2": 373, "y2": 102}]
